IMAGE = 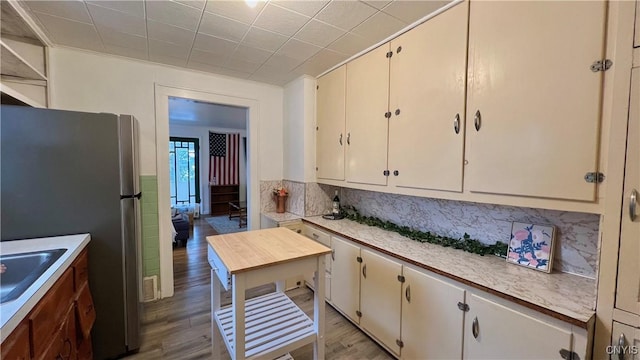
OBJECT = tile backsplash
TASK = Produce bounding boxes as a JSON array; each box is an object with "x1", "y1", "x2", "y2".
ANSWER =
[
  {"x1": 261, "y1": 181, "x2": 599, "y2": 277},
  {"x1": 341, "y1": 188, "x2": 600, "y2": 278}
]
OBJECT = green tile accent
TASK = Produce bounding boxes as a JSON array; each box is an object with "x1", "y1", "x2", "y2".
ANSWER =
[{"x1": 140, "y1": 175, "x2": 161, "y2": 288}]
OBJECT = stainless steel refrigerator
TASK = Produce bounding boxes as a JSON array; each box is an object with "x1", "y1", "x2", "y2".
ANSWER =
[{"x1": 1, "y1": 106, "x2": 141, "y2": 359}]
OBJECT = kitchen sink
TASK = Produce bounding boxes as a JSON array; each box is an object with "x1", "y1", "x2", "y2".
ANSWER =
[{"x1": 0, "y1": 249, "x2": 67, "y2": 304}]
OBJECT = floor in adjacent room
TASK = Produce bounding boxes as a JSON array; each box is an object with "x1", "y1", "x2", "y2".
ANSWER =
[{"x1": 125, "y1": 217, "x2": 393, "y2": 360}]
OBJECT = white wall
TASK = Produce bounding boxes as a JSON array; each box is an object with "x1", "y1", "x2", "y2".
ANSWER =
[
  {"x1": 283, "y1": 75, "x2": 316, "y2": 182},
  {"x1": 169, "y1": 123, "x2": 248, "y2": 214},
  {"x1": 48, "y1": 47, "x2": 284, "y2": 180}
]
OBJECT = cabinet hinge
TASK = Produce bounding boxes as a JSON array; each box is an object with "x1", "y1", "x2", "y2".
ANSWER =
[
  {"x1": 590, "y1": 59, "x2": 612, "y2": 72},
  {"x1": 559, "y1": 349, "x2": 580, "y2": 360},
  {"x1": 397, "y1": 275, "x2": 405, "y2": 283},
  {"x1": 356, "y1": 256, "x2": 363, "y2": 263},
  {"x1": 584, "y1": 172, "x2": 605, "y2": 183},
  {"x1": 383, "y1": 170, "x2": 390, "y2": 176},
  {"x1": 356, "y1": 310, "x2": 362, "y2": 317},
  {"x1": 396, "y1": 339, "x2": 404, "y2": 348},
  {"x1": 386, "y1": 51, "x2": 393, "y2": 58},
  {"x1": 457, "y1": 302, "x2": 469, "y2": 312}
]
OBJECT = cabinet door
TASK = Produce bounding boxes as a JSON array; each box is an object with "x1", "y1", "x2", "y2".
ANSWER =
[
  {"x1": 617, "y1": 68, "x2": 640, "y2": 316},
  {"x1": 346, "y1": 44, "x2": 390, "y2": 186},
  {"x1": 464, "y1": 294, "x2": 572, "y2": 359},
  {"x1": 401, "y1": 267, "x2": 465, "y2": 360},
  {"x1": 612, "y1": 321, "x2": 640, "y2": 360},
  {"x1": 466, "y1": 1, "x2": 607, "y2": 201},
  {"x1": 360, "y1": 249, "x2": 402, "y2": 355},
  {"x1": 317, "y1": 65, "x2": 346, "y2": 181},
  {"x1": 330, "y1": 236, "x2": 361, "y2": 324},
  {"x1": 1, "y1": 321, "x2": 30, "y2": 360},
  {"x1": 388, "y1": 2, "x2": 468, "y2": 192}
]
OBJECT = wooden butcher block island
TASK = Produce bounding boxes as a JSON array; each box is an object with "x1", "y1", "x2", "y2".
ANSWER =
[{"x1": 207, "y1": 227, "x2": 332, "y2": 360}]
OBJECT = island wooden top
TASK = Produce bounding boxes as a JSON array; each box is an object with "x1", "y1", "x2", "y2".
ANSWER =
[{"x1": 207, "y1": 227, "x2": 332, "y2": 274}]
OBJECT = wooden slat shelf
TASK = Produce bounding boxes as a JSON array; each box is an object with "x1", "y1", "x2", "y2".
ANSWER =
[
  {"x1": 214, "y1": 292, "x2": 316, "y2": 359},
  {"x1": 211, "y1": 184, "x2": 239, "y2": 216}
]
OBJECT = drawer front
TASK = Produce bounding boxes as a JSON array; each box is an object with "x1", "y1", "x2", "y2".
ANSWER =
[
  {"x1": 39, "y1": 305, "x2": 77, "y2": 360},
  {"x1": 302, "y1": 225, "x2": 331, "y2": 247},
  {"x1": 303, "y1": 225, "x2": 332, "y2": 273},
  {"x1": 72, "y1": 249, "x2": 89, "y2": 291},
  {"x1": 1, "y1": 321, "x2": 30, "y2": 360},
  {"x1": 207, "y1": 246, "x2": 231, "y2": 290},
  {"x1": 30, "y1": 268, "x2": 74, "y2": 359},
  {"x1": 280, "y1": 221, "x2": 303, "y2": 233},
  {"x1": 75, "y1": 283, "x2": 96, "y2": 340}
]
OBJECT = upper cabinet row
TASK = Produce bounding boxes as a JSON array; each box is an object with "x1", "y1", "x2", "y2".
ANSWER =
[{"x1": 316, "y1": 0, "x2": 608, "y2": 204}]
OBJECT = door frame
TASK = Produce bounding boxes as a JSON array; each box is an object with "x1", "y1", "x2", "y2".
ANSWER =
[{"x1": 155, "y1": 84, "x2": 260, "y2": 298}]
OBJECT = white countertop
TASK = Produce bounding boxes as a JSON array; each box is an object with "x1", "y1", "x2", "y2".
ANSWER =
[
  {"x1": 261, "y1": 211, "x2": 303, "y2": 223},
  {"x1": 303, "y1": 216, "x2": 596, "y2": 328},
  {"x1": 0, "y1": 234, "x2": 90, "y2": 342}
]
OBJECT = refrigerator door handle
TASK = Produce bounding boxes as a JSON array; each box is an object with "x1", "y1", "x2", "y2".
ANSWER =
[{"x1": 120, "y1": 192, "x2": 142, "y2": 200}]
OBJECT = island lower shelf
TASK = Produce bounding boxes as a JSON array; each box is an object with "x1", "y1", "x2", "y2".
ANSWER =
[{"x1": 214, "y1": 292, "x2": 316, "y2": 359}]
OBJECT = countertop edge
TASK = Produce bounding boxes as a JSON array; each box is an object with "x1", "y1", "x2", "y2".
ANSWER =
[
  {"x1": 0, "y1": 234, "x2": 91, "y2": 342},
  {"x1": 301, "y1": 218, "x2": 595, "y2": 330}
]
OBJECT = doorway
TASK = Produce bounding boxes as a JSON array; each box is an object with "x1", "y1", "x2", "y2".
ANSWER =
[{"x1": 155, "y1": 85, "x2": 260, "y2": 298}]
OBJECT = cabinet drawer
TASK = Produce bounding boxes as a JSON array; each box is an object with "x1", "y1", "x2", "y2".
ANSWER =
[
  {"x1": 72, "y1": 249, "x2": 89, "y2": 291},
  {"x1": 280, "y1": 221, "x2": 303, "y2": 234},
  {"x1": 1, "y1": 321, "x2": 30, "y2": 360},
  {"x1": 302, "y1": 225, "x2": 330, "y2": 247},
  {"x1": 39, "y1": 304, "x2": 77, "y2": 360},
  {"x1": 75, "y1": 283, "x2": 96, "y2": 340},
  {"x1": 29, "y1": 268, "x2": 74, "y2": 359}
]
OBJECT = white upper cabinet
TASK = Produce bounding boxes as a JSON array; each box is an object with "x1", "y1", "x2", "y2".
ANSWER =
[
  {"x1": 346, "y1": 44, "x2": 390, "y2": 186},
  {"x1": 316, "y1": 65, "x2": 346, "y2": 181},
  {"x1": 388, "y1": 2, "x2": 468, "y2": 192},
  {"x1": 465, "y1": 1, "x2": 607, "y2": 201},
  {"x1": 616, "y1": 68, "x2": 640, "y2": 317}
]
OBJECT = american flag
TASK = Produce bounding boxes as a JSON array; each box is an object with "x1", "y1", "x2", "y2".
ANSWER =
[{"x1": 209, "y1": 132, "x2": 240, "y2": 185}]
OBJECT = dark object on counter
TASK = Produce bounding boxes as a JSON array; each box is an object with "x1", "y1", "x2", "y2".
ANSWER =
[
  {"x1": 1, "y1": 106, "x2": 141, "y2": 359},
  {"x1": 323, "y1": 213, "x2": 345, "y2": 220}
]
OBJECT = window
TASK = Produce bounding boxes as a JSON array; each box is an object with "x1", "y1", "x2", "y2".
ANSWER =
[{"x1": 169, "y1": 137, "x2": 200, "y2": 205}]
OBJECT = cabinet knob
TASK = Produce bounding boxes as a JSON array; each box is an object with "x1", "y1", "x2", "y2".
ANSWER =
[
  {"x1": 347, "y1": 132, "x2": 351, "y2": 145},
  {"x1": 339, "y1": 133, "x2": 343, "y2": 145},
  {"x1": 630, "y1": 189, "x2": 637, "y2": 222},
  {"x1": 395, "y1": 109, "x2": 400, "y2": 116},
  {"x1": 472, "y1": 316, "x2": 479, "y2": 339},
  {"x1": 405, "y1": 285, "x2": 411, "y2": 303},
  {"x1": 454, "y1": 113, "x2": 461, "y2": 134},
  {"x1": 362, "y1": 264, "x2": 367, "y2": 279},
  {"x1": 617, "y1": 333, "x2": 627, "y2": 360},
  {"x1": 474, "y1": 110, "x2": 482, "y2": 131},
  {"x1": 393, "y1": 170, "x2": 399, "y2": 176}
]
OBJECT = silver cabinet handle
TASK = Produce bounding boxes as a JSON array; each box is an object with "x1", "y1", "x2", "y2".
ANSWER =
[
  {"x1": 618, "y1": 333, "x2": 626, "y2": 360},
  {"x1": 312, "y1": 233, "x2": 319, "y2": 239},
  {"x1": 339, "y1": 133, "x2": 343, "y2": 145},
  {"x1": 454, "y1": 113, "x2": 460, "y2": 134},
  {"x1": 331, "y1": 249, "x2": 335, "y2": 261},
  {"x1": 296, "y1": 229, "x2": 302, "y2": 233},
  {"x1": 362, "y1": 264, "x2": 367, "y2": 278},
  {"x1": 347, "y1": 132, "x2": 351, "y2": 145},
  {"x1": 472, "y1": 317, "x2": 479, "y2": 339},
  {"x1": 405, "y1": 285, "x2": 411, "y2": 303},
  {"x1": 630, "y1": 189, "x2": 638, "y2": 222},
  {"x1": 474, "y1": 110, "x2": 482, "y2": 131}
]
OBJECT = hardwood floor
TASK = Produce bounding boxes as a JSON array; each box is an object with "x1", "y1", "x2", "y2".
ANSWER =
[{"x1": 125, "y1": 217, "x2": 393, "y2": 360}]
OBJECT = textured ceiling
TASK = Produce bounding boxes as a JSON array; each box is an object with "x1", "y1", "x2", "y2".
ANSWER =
[{"x1": 17, "y1": 0, "x2": 451, "y2": 86}]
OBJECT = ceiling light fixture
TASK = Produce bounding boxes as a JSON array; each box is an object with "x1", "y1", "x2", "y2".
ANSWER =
[{"x1": 245, "y1": 0, "x2": 258, "y2": 8}]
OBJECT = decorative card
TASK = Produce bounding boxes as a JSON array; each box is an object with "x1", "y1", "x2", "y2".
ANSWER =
[{"x1": 506, "y1": 222, "x2": 555, "y2": 273}]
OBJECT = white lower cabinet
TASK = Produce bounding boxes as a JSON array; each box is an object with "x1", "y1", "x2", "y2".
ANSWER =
[
  {"x1": 464, "y1": 293, "x2": 573, "y2": 359},
  {"x1": 401, "y1": 266, "x2": 465, "y2": 359},
  {"x1": 612, "y1": 321, "x2": 640, "y2": 360},
  {"x1": 360, "y1": 249, "x2": 403, "y2": 355},
  {"x1": 330, "y1": 236, "x2": 361, "y2": 323}
]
